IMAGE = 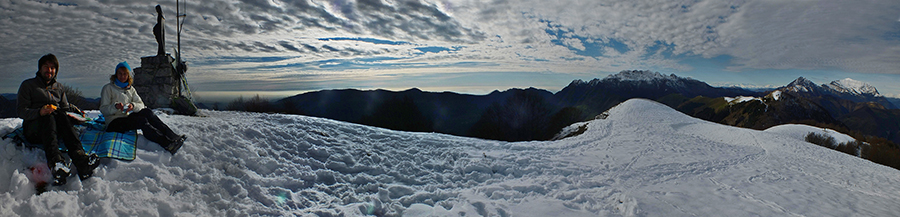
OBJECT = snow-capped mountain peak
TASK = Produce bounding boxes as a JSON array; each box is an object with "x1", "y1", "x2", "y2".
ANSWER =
[
  {"x1": 825, "y1": 78, "x2": 881, "y2": 96},
  {"x1": 785, "y1": 77, "x2": 819, "y2": 93},
  {"x1": 567, "y1": 70, "x2": 695, "y2": 88},
  {"x1": 604, "y1": 70, "x2": 674, "y2": 82},
  {"x1": 778, "y1": 77, "x2": 896, "y2": 109},
  {"x1": 568, "y1": 78, "x2": 601, "y2": 86}
]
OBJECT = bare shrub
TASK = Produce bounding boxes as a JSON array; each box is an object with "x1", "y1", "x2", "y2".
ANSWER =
[
  {"x1": 805, "y1": 132, "x2": 836, "y2": 148},
  {"x1": 226, "y1": 96, "x2": 245, "y2": 111},
  {"x1": 245, "y1": 95, "x2": 273, "y2": 113}
]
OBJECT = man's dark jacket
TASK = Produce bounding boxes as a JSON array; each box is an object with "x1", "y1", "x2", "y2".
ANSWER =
[{"x1": 17, "y1": 72, "x2": 75, "y2": 123}]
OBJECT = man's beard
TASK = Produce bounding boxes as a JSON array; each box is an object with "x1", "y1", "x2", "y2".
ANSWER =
[{"x1": 40, "y1": 72, "x2": 55, "y2": 84}]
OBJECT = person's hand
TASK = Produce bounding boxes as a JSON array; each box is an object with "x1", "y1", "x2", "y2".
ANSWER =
[
  {"x1": 125, "y1": 103, "x2": 134, "y2": 112},
  {"x1": 40, "y1": 104, "x2": 57, "y2": 116},
  {"x1": 115, "y1": 102, "x2": 124, "y2": 110}
]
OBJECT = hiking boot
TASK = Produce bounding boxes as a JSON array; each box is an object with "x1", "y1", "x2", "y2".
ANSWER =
[
  {"x1": 74, "y1": 154, "x2": 101, "y2": 180},
  {"x1": 165, "y1": 135, "x2": 186, "y2": 155},
  {"x1": 51, "y1": 161, "x2": 71, "y2": 186},
  {"x1": 87, "y1": 153, "x2": 100, "y2": 167}
]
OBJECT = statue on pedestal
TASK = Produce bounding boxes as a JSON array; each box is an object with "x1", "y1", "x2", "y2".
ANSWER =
[
  {"x1": 153, "y1": 5, "x2": 165, "y2": 57},
  {"x1": 136, "y1": 3, "x2": 197, "y2": 116}
]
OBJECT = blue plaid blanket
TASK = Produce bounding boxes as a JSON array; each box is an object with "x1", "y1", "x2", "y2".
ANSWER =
[
  {"x1": 2, "y1": 121, "x2": 137, "y2": 161},
  {"x1": 78, "y1": 129, "x2": 137, "y2": 161}
]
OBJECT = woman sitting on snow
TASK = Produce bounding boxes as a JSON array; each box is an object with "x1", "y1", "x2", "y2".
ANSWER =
[{"x1": 100, "y1": 61, "x2": 186, "y2": 154}]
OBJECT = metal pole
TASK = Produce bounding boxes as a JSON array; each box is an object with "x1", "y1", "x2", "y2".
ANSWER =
[
  {"x1": 176, "y1": 0, "x2": 187, "y2": 97},
  {"x1": 176, "y1": 0, "x2": 182, "y2": 96}
]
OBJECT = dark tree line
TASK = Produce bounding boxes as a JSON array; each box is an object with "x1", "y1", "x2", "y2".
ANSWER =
[{"x1": 468, "y1": 91, "x2": 583, "y2": 141}]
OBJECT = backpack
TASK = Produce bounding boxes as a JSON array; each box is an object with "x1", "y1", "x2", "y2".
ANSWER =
[{"x1": 171, "y1": 96, "x2": 197, "y2": 115}]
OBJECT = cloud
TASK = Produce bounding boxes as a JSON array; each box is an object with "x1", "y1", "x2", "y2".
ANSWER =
[
  {"x1": 717, "y1": 1, "x2": 900, "y2": 73},
  {"x1": 450, "y1": 0, "x2": 900, "y2": 74},
  {"x1": 1, "y1": 0, "x2": 898, "y2": 97}
]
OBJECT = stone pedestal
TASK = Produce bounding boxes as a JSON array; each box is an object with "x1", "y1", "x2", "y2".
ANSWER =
[{"x1": 133, "y1": 55, "x2": 177, "y2": 109}]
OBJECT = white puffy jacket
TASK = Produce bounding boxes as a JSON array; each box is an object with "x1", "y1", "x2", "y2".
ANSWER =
[{"x1": 100, "y1": 81, "x2": 146, "y2": 125}]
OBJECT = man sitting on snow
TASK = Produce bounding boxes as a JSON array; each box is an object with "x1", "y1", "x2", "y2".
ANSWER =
[{"x1": 17, "y1": 53, "x2": 99, "y2": 185}]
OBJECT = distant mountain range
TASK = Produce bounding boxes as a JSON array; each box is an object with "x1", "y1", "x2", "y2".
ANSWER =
[
  {"x1": 555, "y1": 70, "x2": 760, "y2": 120},
  {"x1": 276, "y1": 70, "x2": 899, "y2": 143},
  {"x1": 0, "y1": 94, "x2": 99, "y2": 118},
  {"x1": 667, "y1": 76, "x2": 899, "y2": 144},
  {"x1": 277, "y1": 87, "x2": 560, "y2": 141},
  {"x1": 781, "y1": 77, "x2": 897, "y2": 112},
  {"x1": 890, "y1": 98, "x2": 900, "y2": 110},
  {"x1": 2, "y1": 70, "x2": 898, "y2": 144}
]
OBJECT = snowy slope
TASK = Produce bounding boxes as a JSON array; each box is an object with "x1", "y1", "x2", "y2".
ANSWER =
[
  {"x1": 1, "y1": 99, "x2": 899, "y2": 216},
  {"x1": 724, "y1": 96, "x2": 763, "y2": 105},
  {"x1": 765, "y1": 124, "x2": 856, "y2": 145}
]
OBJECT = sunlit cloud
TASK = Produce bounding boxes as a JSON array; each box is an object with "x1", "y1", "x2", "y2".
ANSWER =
[{"x1": 1, "y1": 0, "x2": 898, "y2": 98}]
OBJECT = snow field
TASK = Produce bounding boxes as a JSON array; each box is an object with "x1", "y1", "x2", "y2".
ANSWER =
[
  {"x1": 765, "y1": 124, "x2": 857, "y2": 145},
  {"x1": 724, "y1": 96, "x2": 763, "y2": 105},
  {"x1": 0, "y1": 98, "x2": 898, "y2": 216}
]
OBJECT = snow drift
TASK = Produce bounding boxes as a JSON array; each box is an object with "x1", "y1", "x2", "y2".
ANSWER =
[{"x1": 1, "y1": 99, "x2": 898, "y2": 216}]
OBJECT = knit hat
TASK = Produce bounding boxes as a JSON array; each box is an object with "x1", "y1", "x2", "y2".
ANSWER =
[{"x1": 115, "y1": 61, "x2": 131, "y2": 73}]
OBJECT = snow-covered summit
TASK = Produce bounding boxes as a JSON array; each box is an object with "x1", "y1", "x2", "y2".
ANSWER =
[
  {"x1": 825, "y1": 78, "x2": 881, "y2": 96},
  {"x1": 778, "y1": 77, "x2": 895, "y2": 109},
  {"x1": 603, "y1": 70, "x2": 683, "y2": 82},
  {"x1": 784, "y1": 77, "x2": 818, "y2": 92},
  {"x1": 568, "y1": 70, "x2": 695, "y2": 87},
  {"x1": 724, "y1": 96, "x2": 764, "y2": 105},
  {"x1": 2, "y1": 101, "x2": 899, "y2": 216},
  {"x1": 765, "y1": 124, "x2": 856, "y2": 145},
  {"x1": 783, "y1": 77, "x2": 882, "y2": 97}
]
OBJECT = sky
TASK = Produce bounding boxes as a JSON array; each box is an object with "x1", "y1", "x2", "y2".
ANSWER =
[{"x1": 1, "y1": 0, "x2": 900, "y2": 103}]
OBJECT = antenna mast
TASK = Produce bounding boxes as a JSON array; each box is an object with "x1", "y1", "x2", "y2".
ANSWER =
[
  {"x1": 175, "y1": 0, "x2": 190, "y2": 99},
  {"x1": 177, "y1": 0, "x2": 186, "y2": 61}
]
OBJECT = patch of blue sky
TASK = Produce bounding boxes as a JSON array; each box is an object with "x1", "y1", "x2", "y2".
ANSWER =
[
  {"x1": 544, "y1": 27, "x2": 629, "y2": 57},
  {"x1": 671, "y1": 54, "x2": 754, "y2": 85},
  {"x1": 318, "y1": 37, "x2": 411, "y2": 45},
  {"x1": 643, "y1": 41, "x2": 677, "y2": 59},
  {"x1": 681, "y1": 55, "x2": 734, "y2": 72},
  {"x1": 674, "y1": 54, "x2": 861, "y2": 90},
  {"x1": 413, "y1": 46, "x2": 460, "y2": 54},
  {"x1": 414, "y1": 46, "x2": 451, "y2": 53},
  {"x1": 603, "y1": 38, "x2": 630, "y2": 54}
]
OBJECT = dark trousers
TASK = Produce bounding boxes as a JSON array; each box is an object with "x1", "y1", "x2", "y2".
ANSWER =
[
  {"x1": 24, "y1": 111, "x2": 86, "y2": 165},
  {"x1": 107, "y1": 109, "x2": 177, "y2": 147}
]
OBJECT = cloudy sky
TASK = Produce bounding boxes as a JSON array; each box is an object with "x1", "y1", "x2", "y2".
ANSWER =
[{"x1": 2, "y1": 0, "x2": 899, "y2": 102}]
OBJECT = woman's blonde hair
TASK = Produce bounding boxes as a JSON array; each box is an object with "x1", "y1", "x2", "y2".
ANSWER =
[{"x1": 110, "y1": 66, "x2": 134, "y2": 85}]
